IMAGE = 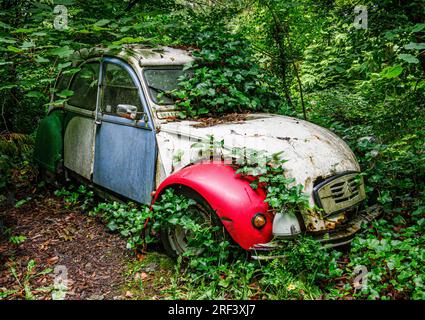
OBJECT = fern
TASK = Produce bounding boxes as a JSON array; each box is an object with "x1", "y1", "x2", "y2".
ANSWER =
[{"x1": 0, "y1": 132, "x2": 34, "y2": 157}]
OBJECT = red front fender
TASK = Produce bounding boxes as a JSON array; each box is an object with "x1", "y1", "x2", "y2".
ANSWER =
[{"x1": 153, "y1": 162, "x2": 273, "y2": 250}]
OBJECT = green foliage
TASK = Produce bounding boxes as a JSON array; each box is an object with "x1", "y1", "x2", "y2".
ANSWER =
[
  {"x1": 235, "y1": 150, "x2": 310, "y2": 214},
  {"x1": 1, "y1": 259, "x2": 53, "y2": 300},
  {"x1": 54, "y1": 184, "x2": 94, "y2": 210},
  {"x1": 260, "y1": 240, "x2": 341, "y2": 299},
  {"x1": 8, "y1": 234, "x2": 27, "y2": 245},
  {"x1": 1, "y1": 0, "x2": 424, "y2": 300},
  {"x1": 84, "y1": 183, "x2": 331, "y2": 299},
  {"x1": 172, "y1": 29, "x2": 283, "y2": 118},
  {"x1": 0, "y1": 132, "x2": 36, "y2": 200},
  {"x1": 90, "y1": 201, "x2": 153, "y2": 250},
  {"x1": 326, "y1": 217, "x2": 425, "y2": 300},
  {"x1": 152, "y1": 189, "x2": 333, "y2": 300}
]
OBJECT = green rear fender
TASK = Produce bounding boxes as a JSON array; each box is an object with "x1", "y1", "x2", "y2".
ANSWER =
[{"x1": 34, "y1": 109, "x2": 65, "y2": 173}]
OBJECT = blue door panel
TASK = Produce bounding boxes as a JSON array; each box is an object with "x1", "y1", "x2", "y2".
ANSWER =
[{"x1": 93, "y1": 116, "x2": 156, "y2": 204}]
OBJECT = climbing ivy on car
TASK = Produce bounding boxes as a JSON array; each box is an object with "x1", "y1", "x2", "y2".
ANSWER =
[
  {"x1": 172, "y1": 29, "x2": 285, "y2": 118},
  {"x1": 234, "y1": 149, "x2": 310, "y2": 214}
]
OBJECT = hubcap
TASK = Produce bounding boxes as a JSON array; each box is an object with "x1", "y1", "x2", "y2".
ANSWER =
[{"x1": 167, "y1": 203, "x2": 211, "y2": 255}]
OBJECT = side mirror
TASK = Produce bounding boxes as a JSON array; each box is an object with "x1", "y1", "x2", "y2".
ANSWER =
[{"x1": 116, "y1": 104, "x2": 138, "y2": 120}]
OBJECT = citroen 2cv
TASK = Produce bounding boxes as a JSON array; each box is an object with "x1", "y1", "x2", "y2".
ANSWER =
[{"x1": 34, "y1": 45, "x2": 380, "y2": 259}]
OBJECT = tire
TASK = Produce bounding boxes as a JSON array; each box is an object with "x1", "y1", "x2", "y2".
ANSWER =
[{"x1": 160, "y1": 187, "x2": 228, "y2": 258}]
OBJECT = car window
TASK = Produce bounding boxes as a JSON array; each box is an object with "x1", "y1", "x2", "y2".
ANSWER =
[
  {"x1": 53, "y1": 73, "x2": 71, "y2": 101},
  {"x1": 68, "y1": 62, "x2": 100, "y2": 111},
  {"x1": 102, "y1": 63, "x2": 142, "y2": 116},
  {"x1": 143, "y1": 68, "x2": 186, "y2": 105}
]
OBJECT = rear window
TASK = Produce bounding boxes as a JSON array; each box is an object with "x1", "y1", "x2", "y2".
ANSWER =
[{"x1": 68, "y1": 62, "x2": 100, "y2": 111}]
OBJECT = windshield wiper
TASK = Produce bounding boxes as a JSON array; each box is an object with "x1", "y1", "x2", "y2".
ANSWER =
[{"x1": 148, "y1": 85, "x2": 173, "y2": 96}]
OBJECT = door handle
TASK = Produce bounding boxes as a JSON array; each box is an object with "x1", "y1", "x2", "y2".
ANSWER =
[{"x1": 95, "y1": 112, "x2": 102, "y2": 125}]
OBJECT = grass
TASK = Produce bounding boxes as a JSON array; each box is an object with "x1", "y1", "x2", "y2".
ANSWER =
[{"x1": 122, "y1": 251, "x2": 176, "y2": 299}]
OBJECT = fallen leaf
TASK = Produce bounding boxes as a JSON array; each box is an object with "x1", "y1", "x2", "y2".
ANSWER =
[{"x1": 47, "y1": 256, "x2": 59, "y2": 265}]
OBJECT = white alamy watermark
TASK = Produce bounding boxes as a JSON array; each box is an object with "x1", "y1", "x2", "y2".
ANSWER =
[
  {"x1": 353, "y1": 265, "x2": 368, "y2": 291},
  {"x1": 51, "y1": 265, "x2": 69, "y2": 300},
  {"x1": 53, "y1": 5, "x2": 68, "y2": 31},
  {"x1": 353, "y1": 5, "x2": 368, "y2": 30}
]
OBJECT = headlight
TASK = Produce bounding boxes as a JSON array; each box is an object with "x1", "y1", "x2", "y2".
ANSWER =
[{"x1": 252, "y1": 213, "x2": 267, "y2": 229}]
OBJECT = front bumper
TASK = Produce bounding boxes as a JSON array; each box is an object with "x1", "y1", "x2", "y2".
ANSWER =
[{"x1": 250, "y1": 204, "x2": 382, "y2": 260}]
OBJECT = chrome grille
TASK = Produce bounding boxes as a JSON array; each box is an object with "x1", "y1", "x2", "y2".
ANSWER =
[{"x1": 314, "y1": 172, "x2": 366, "y2": 215}]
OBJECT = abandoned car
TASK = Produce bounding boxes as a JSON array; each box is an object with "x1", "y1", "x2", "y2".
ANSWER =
[{"x1": 34, "y1": 45, "x2": 381, "y2": 259}]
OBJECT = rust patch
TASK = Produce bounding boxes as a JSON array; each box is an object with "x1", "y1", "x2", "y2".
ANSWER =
[
  {"x1": 277, "y1": 136, "x2": 299, "y2": 141},
  {"x1": 191, "y1": 113, "x2": 249, "y2": 128}
]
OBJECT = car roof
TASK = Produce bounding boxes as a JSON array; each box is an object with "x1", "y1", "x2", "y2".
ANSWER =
[
  {"x1": 130, "y1": 45, "x2": 196, "y2": 66},
  {"x1": 74, "y1": 44, "x2": 196, "y2": 67}
]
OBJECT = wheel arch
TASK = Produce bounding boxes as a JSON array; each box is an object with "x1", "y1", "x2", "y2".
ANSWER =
[
  {"x1": 152, "y1": 161, "x2": 273, "y2": 250},
  {"x1": 34, "y1": 108, "x2": 65, "y2": 173}
]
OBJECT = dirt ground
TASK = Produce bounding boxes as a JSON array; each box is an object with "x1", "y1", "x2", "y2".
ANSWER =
[{"x1": 0, "y1": 188, "x2": 174, "y2": 300}]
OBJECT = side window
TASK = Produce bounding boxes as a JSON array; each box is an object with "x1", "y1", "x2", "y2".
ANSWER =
[
  {"x1": 68, "y1": 62, "x2": 100, "y2": 111},
  {"x1": 53, "y1": 73, "x2": 71, "y2": 101},
  {"x1": 102, "y1": 63, "x2": 142, "y2": 116}
]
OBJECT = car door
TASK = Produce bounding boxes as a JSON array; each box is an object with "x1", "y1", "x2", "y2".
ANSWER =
[
  {"x1": 63, "y1": 61, "x2": 100, "y2": 180},
  {"x1": 92, "y1": 57, "x2": 157, "y2": 204}
]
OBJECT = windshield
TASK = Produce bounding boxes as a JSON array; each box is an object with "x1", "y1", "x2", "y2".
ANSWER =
[{"x1": 143, "y1": 68, "x2": 186, "y2": 105}]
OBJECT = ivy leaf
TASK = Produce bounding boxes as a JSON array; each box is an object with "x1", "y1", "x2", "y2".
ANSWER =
[
  {"x1": 48, "y1": 46, "x2": 74, "y2": 58},
  {"x1": 411, "y1": 23, "x2": 425, "y2": 33},
  {"x1": 398, "y1": 54, "x2": 419, "y2": 64},
  {"x1": 404, "y1": 42, "x2": 425, "y2": 50},
  {"x1": 21, "y1": 41, "x2": 35, "y2": 49},
  {"x1": 58, "y1": 62, "x2": 72, "y2": 69},
  {"x1": 0, "y1": 37, "x2": 16, "y2": 44},
  {"x1": 94, "y1": 19, "x2": 110, "y2": 27},
  {"x1": 0, "y1": 21, "x2": 11, "y2": 29},
  {"x1": 49, "y1": 99, "x2": 68, "y2": 106},
  {"x1": 35, "y1": 56, "x2": 50, "y2": 63},
  {"x1": 380, "y1": 65, "x2": 403, "y2": 79},
  {"x1": 6, "y1": 45, "x2": 22, "y2": 53},
  {"x1": 107, "y1": 221, "x2": 117, "y2": 231},
  {"x1": 198, "y1": 108, "x2": 209, "y2": 114},
  {"x1": 111, "y1": 37, "x2": 145, "y2": 46},
  {"x1": 13, "y1": 28, "x2": 37, "y2": 33},
  {"x1": 56, "y1": 89, "x2": 74, "y2": 98},
  {"x1": 25, "y1": 91, "x2": 45, "y2": 99},
  {"x1": 207, "y1": 88, "x2": 216, "y2": 96}
]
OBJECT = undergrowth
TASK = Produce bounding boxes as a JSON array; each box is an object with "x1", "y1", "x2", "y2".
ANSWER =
[
  {"x1": 83, "y1": 153, "x2": 342, "y2": 300},
  {"x1": 46, "y1": 144, "x2": 425, "y2": 300}
]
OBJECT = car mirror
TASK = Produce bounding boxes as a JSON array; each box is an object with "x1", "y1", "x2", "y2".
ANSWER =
[{"x1": 116, "y1": 104, "x2": 138, "y2": 120}]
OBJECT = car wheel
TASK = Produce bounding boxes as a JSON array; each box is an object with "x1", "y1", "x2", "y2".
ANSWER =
[{"x1": 160, "y1": 187, "x2": 227, "y2": 258}]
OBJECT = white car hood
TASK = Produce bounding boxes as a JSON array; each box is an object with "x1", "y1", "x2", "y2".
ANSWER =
[{"x1": 156, "y1": 113, "x2": 360, "y2": 205}]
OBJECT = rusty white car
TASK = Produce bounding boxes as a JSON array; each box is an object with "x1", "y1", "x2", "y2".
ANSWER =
[{"x1": 34, "y1": 45, "x2": 380, "y2": 259}]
